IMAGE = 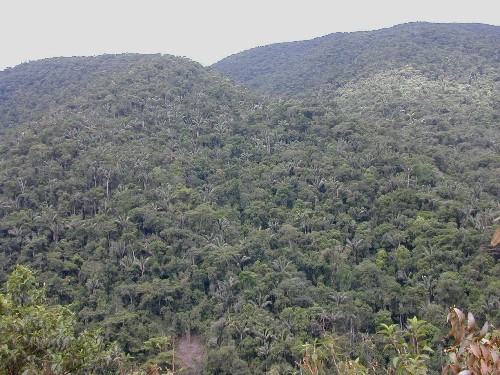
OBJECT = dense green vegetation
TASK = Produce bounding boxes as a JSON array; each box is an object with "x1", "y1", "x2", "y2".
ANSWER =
[
  {"x1": 0, "y1": 265, "x2": 117, "y2": 375},
  {"x1": 213, "y1": 22, "x2": 500, "y2": 100},
  {"x1": 0, "y1": 22, "x2": 499, "y2": 374}
]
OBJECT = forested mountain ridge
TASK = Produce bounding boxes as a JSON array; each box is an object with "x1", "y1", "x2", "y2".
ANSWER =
[
  {"x1": 0, "y1": 54, "x2": 249, "y2": 132},
  {"x1": 212, "y1": 22, "x2": 500, "y2": 99},
  {"x1": 0, "y1": 33, "x2": 499, "y2": 374}
]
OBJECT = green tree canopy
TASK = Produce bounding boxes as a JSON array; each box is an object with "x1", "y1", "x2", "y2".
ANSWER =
[{"x1": 0, "y1": 265, "x2": 115, "y2": 375}]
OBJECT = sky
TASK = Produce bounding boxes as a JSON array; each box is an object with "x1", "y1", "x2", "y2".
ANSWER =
[{"x1": 1, "y1": 0, "x2": 499, "y2": 71}]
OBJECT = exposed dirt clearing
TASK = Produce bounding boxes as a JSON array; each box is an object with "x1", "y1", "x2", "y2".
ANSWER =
[{"x1": 176, "y1": 335, "x2": 204, "y2": 374}]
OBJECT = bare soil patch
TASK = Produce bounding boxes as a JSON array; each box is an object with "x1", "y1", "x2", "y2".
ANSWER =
[{"x1": 175, "y1": 335, "x2": 204, "y2": 374}]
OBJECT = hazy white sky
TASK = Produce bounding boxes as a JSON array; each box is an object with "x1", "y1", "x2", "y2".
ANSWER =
[{"x1": 1, "y1": 0, "x2": 499, "y2": 71}]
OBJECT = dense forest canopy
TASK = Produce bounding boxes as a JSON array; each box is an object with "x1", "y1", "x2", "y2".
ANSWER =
[
  {"x1": 213, "y1": 22, "x2": 500, "y2": 99},
  {"x1": 0, "y1": 22, "x2": 499, "y2": 374}
]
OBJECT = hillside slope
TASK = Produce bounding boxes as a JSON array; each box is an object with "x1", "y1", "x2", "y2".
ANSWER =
[
  {"x1": 0, "y1": 50, "x2": 499, "y2": 373},
  {"x1": 213, "y1": 22, "x2": 500, "y2": 99}
]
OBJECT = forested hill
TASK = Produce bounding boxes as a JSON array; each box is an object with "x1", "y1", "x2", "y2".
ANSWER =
[
  {"x1": 0, "y1": 54, "x2": 252, "y2": 132},
  {"x1": 0, "y1": 50, "x2": 499, "y2": 374},
  {"x1": 212, "y1": 22, "x2": 500, "y2": 99}
]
